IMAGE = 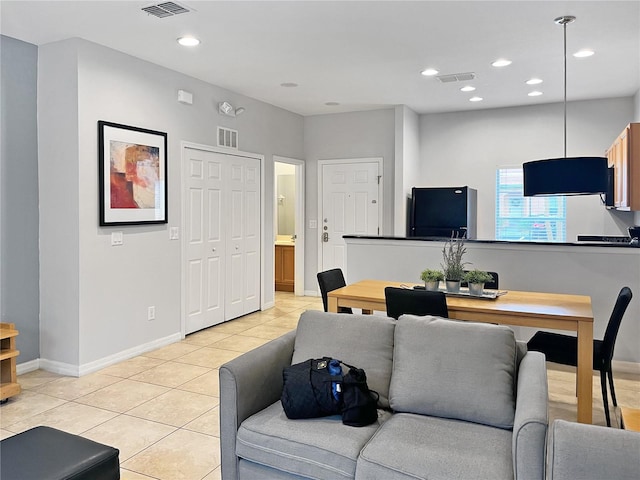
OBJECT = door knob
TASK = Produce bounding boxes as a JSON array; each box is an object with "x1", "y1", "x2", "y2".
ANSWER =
[{"x1": 322, "y1": 232, "x2": 329, "y2": 242}]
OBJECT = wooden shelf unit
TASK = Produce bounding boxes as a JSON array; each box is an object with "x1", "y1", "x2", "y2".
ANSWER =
[{"x1": 0, "y1": 323, "x2": 21, "y2": 401}]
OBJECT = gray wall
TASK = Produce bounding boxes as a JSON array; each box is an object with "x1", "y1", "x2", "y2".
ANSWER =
[
  {"x1": 37, "y1": 38, "x2": 304, "y2": 372},
  {"x1": 419, "y1": 97, "x2": 636, "y2": 241},
  {"x1": 0, "y1": 35, "x2": 40, "y2": 363},
  {"x1": 634, "y1": 89, "x2": 640, "y2": 122},
  {"x1": 303, "y1": 109, "x2": 395, "y2": 291}
]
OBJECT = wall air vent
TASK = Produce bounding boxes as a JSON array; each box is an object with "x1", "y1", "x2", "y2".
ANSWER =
[
  {"x1": 436, "y1": 72, "x2": 476, "y2": 83},
  {"x1": 217, "y1": 127, "x2": 239, "y2": 149},
  {"x1": 142, "y1": 2, "x2": 190, "y2": 18}
]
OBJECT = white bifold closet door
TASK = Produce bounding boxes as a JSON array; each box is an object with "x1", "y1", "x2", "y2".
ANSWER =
[{"x1": 185, "y1": 148, "x2": 261, "y2": 334}]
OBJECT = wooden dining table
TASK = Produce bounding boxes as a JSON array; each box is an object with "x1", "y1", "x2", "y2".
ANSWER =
[{"x1": 328, "y1": 279, "x2": 595, "y2": 424}]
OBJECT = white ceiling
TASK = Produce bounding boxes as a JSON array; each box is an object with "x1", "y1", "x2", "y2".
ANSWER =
[{"x1": 2, "y1": 0, "x2": 639, "y2": 116}]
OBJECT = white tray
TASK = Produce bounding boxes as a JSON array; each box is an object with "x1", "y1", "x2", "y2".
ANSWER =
[{"x1": 413, "y1": 286, "x2": 508, "y2": 300}]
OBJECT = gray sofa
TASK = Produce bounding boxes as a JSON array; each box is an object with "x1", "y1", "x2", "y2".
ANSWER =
[
  {"x1": 546, "y1": 419, "x2": 640, "y2": 480},
  {"x1": 220, "y1": 311, "x2": 548, "y2": 480}
]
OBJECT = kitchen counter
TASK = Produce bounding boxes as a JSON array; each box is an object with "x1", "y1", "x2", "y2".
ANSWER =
[{"x1": 343, "y1": 235, "x2": 639, "y2": 248}]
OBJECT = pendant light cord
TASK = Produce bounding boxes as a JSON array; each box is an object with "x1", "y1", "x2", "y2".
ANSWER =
[{"x1": 563, "y1": 20, "x2": 567, "y2": 158}]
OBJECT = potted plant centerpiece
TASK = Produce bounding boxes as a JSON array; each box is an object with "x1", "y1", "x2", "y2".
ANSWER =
[
  {"x1": 420, "y1": 269, "x2": 444, "y2": 291},
  {"x1": 463, "y1": 269, "x2": 493, "y2": 296},
  {"x1": 441, "y1": 235, "x2": 469, "y2": 293}
]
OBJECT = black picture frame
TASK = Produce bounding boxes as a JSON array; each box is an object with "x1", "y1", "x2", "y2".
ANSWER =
[{"x1": 98, "y1": 121, "x2": 168, "y2": 226}]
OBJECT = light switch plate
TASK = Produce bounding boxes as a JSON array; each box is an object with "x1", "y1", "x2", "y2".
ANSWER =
[
  {"x1": 169, "y1": 227, "x2": 179, "y2": 240},
  {"x1": 111, "y1": 231, "x2": 123, "y2": 246},
  {"x1": 309, "y1": 220, "x2": 317, "y2": 229}
]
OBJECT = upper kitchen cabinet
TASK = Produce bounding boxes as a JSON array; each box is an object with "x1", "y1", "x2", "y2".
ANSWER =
[{"x1": 606, "y1": 123, "x2": 640, "y2": 210}]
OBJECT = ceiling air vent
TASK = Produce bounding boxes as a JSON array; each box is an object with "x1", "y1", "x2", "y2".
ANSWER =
[
  {"x1": 217, "y1": 127, "x2": 239, "y2": 149},
  {"x1": 436, "y1": 72, "x2": 476, "y2": 83},
  {"x1": 142, "y1": 2, "x2": 190, "y2": 18}
]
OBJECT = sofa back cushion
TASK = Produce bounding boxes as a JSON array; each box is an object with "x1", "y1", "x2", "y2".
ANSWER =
[
  {"x1": 292, "y1": 311, "x2": 396, "y2": 408},
  {"x1": 389, "y1": 315, "x2": 517, "y2": 429}
]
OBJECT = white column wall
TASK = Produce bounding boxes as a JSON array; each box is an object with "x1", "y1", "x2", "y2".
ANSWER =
[{"x1": 394, "y1": 105, "x2": 420, "y2": 236}]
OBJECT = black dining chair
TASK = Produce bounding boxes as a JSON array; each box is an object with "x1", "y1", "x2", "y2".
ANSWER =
[
  {"x1": 317, "y1": 268, "x2": 353, "y2": 314},
  {"x1": 527, "y1": 286, "x2": 632, "y2": 427},
  {"x1": 461, "y1": 271, "x2": 499, "y2": 290},
  {"x1": 384, "y1": 287, "x2": 449, "y2": 320}
]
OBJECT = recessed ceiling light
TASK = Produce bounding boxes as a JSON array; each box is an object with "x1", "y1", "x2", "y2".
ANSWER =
[
  {"x1": 421, "y1": 68, "x2": 439, "y2": 76},
  {"x1": 280, "y1": 82, "x2": 299, "y2": 88},
  {"x1": 325, "y1": 102, "x2": 340, "y2": 106},
  {"x1": 177, "y1": 36, "x2": 200, "y2": 47},
  {"x1": 526, "y1": 78, "x2": 543, "y2": 85},
  {"x1": 491, "y1": 59, "x2": 512, "y2": 67},
  {"x1": 460, "y1": 86, "x2": 476, "y2": 92},
  {"x1": 528, "y1": 91, "x2": 543, "y2": 97},
  {"x1": 573, "y1": 49, "x2": 594, "y2": 58},
  {"x1": 469, "y1": 96, "x2": 483, "y2": 102}
]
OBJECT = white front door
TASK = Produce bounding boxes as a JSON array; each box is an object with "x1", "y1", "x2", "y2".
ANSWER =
[
  {"x1": 321, "y1": 161, "x2": 380, "y2": 274},
  {"x1": 185, "y1": 148, "x2": 261, "y2": 334}
]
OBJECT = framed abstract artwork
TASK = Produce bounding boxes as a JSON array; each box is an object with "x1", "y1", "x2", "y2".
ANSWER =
[{"x1": 98, "y1": 121, "x2": 168, "y2": 225}]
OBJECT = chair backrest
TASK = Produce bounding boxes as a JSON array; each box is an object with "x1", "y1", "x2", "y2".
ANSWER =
[
  {"x1": 601, "y1": 286, "x2": 633, "y2": 362},
  {"x1": 317, "y1": 268, "x2": 349, "y2": 313},
  {"x1": 385, "y1": 287, "x2": 449, "y2": 320},
  {"x1": 461, "y1": 271, "x2": 499, "y2": 290}
]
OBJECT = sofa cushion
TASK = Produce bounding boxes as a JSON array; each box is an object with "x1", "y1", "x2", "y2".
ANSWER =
[
  {"x1": 389, "y1": 315, "x2": 517, "y2": 429},
  {"x1": 356, "y1": 413, "x2": 514, "y2": 480},
  {"x1": 237, "y1": 401, "x2": 391, "y2": 480},
  {"x1": 292, "y1": 310, "x2": 396, "y2": 408}
]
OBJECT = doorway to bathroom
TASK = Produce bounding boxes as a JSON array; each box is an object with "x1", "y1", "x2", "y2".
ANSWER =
[{"x1": 274, "y1": 156, "x2": 305, "y2": 296}]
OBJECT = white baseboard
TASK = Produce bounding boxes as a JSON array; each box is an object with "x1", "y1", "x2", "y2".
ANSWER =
[
  {"x1": 21, "y1": 332, "x2": 182, "y2": 378},
  {"x1": 38, "y1": 358, "x2": 81, "y2": 377},
  {"x1": 613, "y1": 359, "x2": 640, "y2": 375},
  {"x1": 304, "y1": 290, "x2": 319, "y2": 297},
  {"x1": 261, "y1": 301, "x2": 275, "y2": 310},
  {"x1": 16, "y1": 359, "x2": 40, "y2": 376}
]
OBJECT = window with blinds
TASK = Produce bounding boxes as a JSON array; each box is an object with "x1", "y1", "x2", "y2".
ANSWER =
[{"x1": 495, "y1": 168, "x2": 566, "y2": 242}]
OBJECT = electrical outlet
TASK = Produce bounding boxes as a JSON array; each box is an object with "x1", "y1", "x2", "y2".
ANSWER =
[{"x1": 147, "y1": 306, "x2": 155, "y2": 321}]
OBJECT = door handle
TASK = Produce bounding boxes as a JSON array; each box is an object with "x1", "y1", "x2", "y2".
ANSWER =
[{"x1": 322, "y1": 232, "x2": 329, "y2": 242}]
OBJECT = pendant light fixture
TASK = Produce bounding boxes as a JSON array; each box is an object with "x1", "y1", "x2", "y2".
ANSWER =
[{"x1": 523, "y1": 16, "x2": 607, "y2": 197}]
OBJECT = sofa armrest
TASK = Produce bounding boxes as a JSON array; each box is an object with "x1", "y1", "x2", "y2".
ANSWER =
[
  {"x1": 512, "y1": 351, "x2": 548, "y2": 480},
  {"x1": 547, "y1": 419, "x2": 640, "y2": 480},
  {"x1": 219, "y1": 330, "x2": 296, "y2": 480}
]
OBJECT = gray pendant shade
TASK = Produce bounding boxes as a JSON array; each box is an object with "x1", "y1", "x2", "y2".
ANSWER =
[{"x1": 523, "y1": 156, "x2": 608, "y2": 196}]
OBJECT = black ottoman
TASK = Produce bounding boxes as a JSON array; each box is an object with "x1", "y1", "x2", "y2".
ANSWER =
[{"x1": 0, "y1": 426, "x2": 120, "y2": 480}]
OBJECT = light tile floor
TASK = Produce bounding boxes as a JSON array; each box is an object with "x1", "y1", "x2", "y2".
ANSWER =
[{"x1": 2, "y1": 292, "x2": 639, "y2": 479}]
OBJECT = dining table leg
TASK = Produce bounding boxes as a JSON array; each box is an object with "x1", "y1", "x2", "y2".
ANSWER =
[
  {"x1": 328, "y1": 296, "x2": 338, "y2": 313},
  {"x1": 576, "y1": 320, "x2": 594, "y2": 424}
]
